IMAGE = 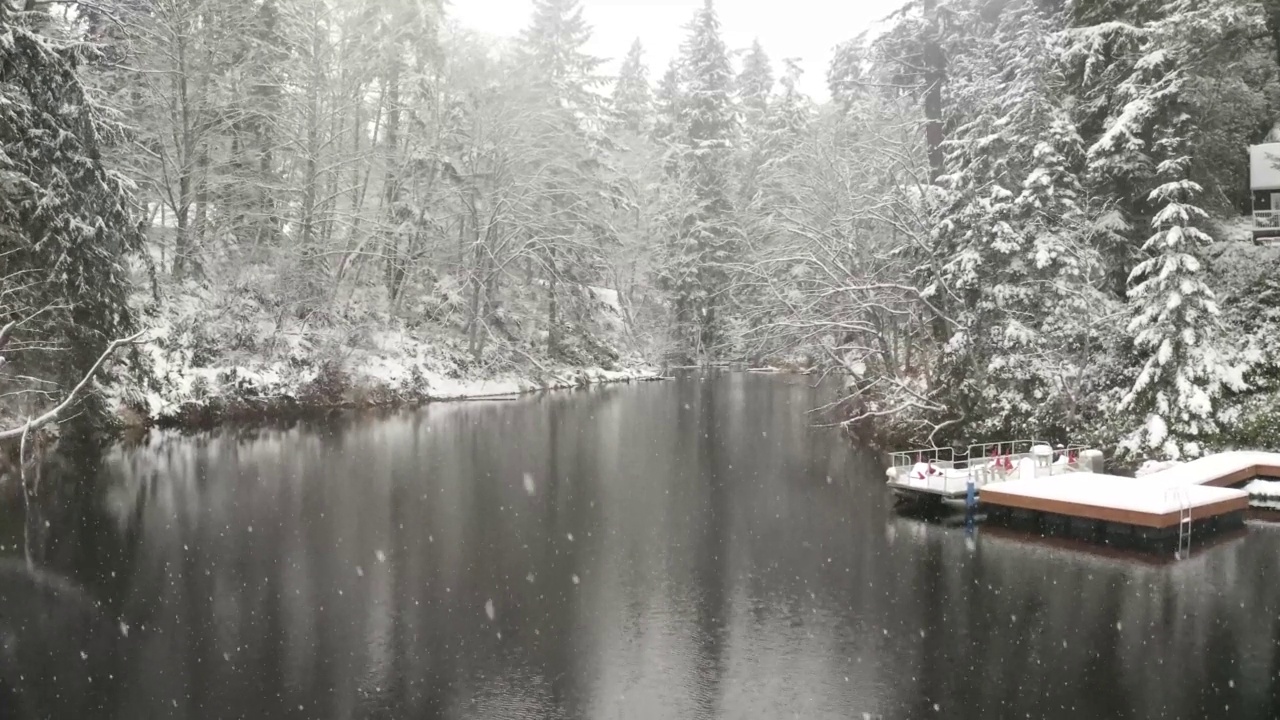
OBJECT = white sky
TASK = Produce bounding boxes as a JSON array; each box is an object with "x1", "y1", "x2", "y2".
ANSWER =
[{"x1": 447, "y1": 0, "x2": 908, "y2": 103}]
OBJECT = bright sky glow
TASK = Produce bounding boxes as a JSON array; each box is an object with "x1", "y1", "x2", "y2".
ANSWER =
[{"x1": 447, "y1": 0, "x2": 909, "y2": 102}]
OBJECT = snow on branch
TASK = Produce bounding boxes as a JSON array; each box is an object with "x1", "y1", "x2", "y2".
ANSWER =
[{"x1": 0, "y1": 329, "x2": 147, "y2": 441}]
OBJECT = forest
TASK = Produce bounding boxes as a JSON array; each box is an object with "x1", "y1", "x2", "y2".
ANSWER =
[{"x1": 5, "y1": 0, "x2": 1280, "y2": 460}]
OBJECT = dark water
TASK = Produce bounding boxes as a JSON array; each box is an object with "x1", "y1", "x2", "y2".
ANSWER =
[{"x1": 6, "y1": 373, "x2": 1280, "y2": 719}]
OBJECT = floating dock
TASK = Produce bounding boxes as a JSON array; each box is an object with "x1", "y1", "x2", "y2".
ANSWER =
[
  {"x1": 978, "y1": 453, "x2": 1280, "y2": 551},
  {"x1": 886, "y1": 444, "x2": 1280, "y2": 553},
  {"x1": 885, "y1": 440, "x2": 1087, "y2": 501}
]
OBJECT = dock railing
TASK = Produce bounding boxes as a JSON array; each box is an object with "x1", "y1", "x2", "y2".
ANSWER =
[
  {"x1": 963, "y1": 440, "x2": 1090, "y2": 480},
  {"x1": 888, "y1": 445, "x2": 960, "y2": 472},
  {"x1": 888, "y1": 440, "x2": 1090, "y2": 495}
]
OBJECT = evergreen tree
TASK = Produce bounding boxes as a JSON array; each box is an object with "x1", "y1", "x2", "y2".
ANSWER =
[
  {"x1": 1065, "y1": 0, "x2": 1255, "y2": 454},
  {"x1": 657, "y1": 0, "x2": 740, "y2": 361},
  {"x1": 0, "y1": 4, "x2": 145, "y2": 421},
  {"x1": 613, "y1": 38, "x2": 652, "y2": 134},
  {"x1": 519, "y1": 0, "x2": 605, "y2": 113},
  {"x1": 737, "y1": 38, "x2": 773, "y2": 125},
  {"x1": 827, "y1": 36, "x2": 869, "y2": 112},
  {"x1": 653, "y1": 58, "x2": 684, "y2": 158},
  {"x1": 1121, "y1": 163, "x2": 1237, "y2": 459},
  {"x1": 1064, "y1": 0, "x2": 1264, "y2": 295},
  {"x1": 929, "y1": 0, "x2": 1110, "y2": 438},
  {"x1": 762, "y1": 59, "x2": 812, "y2": 165},
  {"x1": 734, "y1": 38, "x2": 773, "y2": 206},
  {"x1": 517, "y1": 0, "x2": 609, "y2": 357}
]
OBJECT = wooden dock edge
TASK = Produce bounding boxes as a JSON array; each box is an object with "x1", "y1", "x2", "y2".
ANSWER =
[
  {"x1": 1194, "y1": 463, "x2": 1280, "y2": 487},
  {"x1": 978, "y1": 489, "x2": 1250, "y2": 529}
]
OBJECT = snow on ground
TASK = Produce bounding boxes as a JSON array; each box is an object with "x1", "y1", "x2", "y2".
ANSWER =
[
  {"x1": 104, "y1": 278, "x2": 659, "y2": 426},
  {"x1": 113, "y1": 329, "x2": 658, "y2": 422}
]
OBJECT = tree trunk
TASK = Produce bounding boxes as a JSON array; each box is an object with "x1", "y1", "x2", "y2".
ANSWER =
[
  {"x1": 923, "y1": 0, "x2": 946, "y2": 183},
  {"x1": 466, "y1": 199, "x2": 486, "y2": 362},
  {"x1": 547, "y1": 251, "x2": 560, "y2": 358},
  {"x1": 299, "y1": 2, "x2": 323, "y2": 276},
  {"x1": 190, "y1": 142, "x2": 210, "y2": 275},
  {"x1": 383, "y1": 55, "x2": 405, "y2": 303},
  {"x1": 172, "y1": 26, "x2": 194, "y2": 280},
  {"x1": 467, "y1": 275, "x2": 484, "y2": 361}
]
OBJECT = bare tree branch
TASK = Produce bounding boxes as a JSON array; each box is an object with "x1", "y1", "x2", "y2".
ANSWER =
[{"x1": 0, "y1": 329, "x2": 148, "y2": 441}]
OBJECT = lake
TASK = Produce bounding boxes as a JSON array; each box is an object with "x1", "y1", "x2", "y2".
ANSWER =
[{"x1": 5, "y1": 372, "x2": 1280, "y2": 719}]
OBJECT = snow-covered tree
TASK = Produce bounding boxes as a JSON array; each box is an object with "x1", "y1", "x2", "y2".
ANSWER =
[
  {"x1": 1121, "y1": 165, "x2": 1241, "y2": 459},
  {"x1": 734, "y1": 38, "x2": 774, "y2": 208},
  {"x1": 613, "y1": 38, "x2": 652, "y2": 134},
  {"x1": 0, "y1": 4, "x2": 146, "y2": 425},
  {"x1": 827, "y1": 36, "x2": 869, "y2": 113},
  {"x1": 517, "y1": 0, "x2": 611, "y2": 357},
  {"x1": 519, "y1": 0, "x2": 604, "y2": 114},
  {"x1": 919, "y1": 0, "x2": 1120, "y2": 439},
  {"x1": 653, "y1": 58, "x2": 683, "y2": 149},
  {"x1": 749, "y1": 58, "x2": 813, "y2": 212},
  {"x1": 656, "y1": 0, "x2": 741, "y2": 361},
  {"x1": 1065, "y1": 0, "x2": 1266, "y2": 294},
  {"x1": 1060, "y1": 0, "x2": 1262, "y2": 453},
  {"x1": 737, "y1": 38, "x2": 773, "y2": 125}
]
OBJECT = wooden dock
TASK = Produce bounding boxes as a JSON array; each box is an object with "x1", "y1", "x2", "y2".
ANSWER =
[
  {"x1": 979, "y1": 474, "x2": 1248, "y2": 528},
  {"x1": 883, "y1": 446, "x2": 1280, "y2": 551},
  {"x1": 976, "y1": 451, "x2": 1280, "y2": 548}
]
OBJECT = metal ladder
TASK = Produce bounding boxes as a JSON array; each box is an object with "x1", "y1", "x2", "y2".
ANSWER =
[{"x1": 1165, "y1": 487, "x2": 1193, "y2": 558}]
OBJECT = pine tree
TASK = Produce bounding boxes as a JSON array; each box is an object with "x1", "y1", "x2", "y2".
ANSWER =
[
  {"x1": 737, "y1": 39, "x2": 773, "y2": 125},
  {"x1": 827, "y1": 36, "x2": 868, "y2": 113},
  {"x1": 1064, "y1": 0, "x2": 1262, "y2": 296},
  {"x1": 747, "y1": 58, "x2": 812, "y2": 217},
  {"x1": 517, "y1": 0, "x2": 609, "y2": 357},
  {"x1": 762, "y1": 59, "x2": 812, "y2": 164},
  {"x1": 928, "y1": 0, "x2": 1110, "y2": 438},
  {"x1": 613, "y1": 38, "x2": 652, "y2": 135},
  {"x1": 734, "y1": 38, "x2": 773, "y2": 206},
  {"x1": 0, "y1": 4, "x2": 145, "y2": 421},
  {"x1": 1121, "y1": 163, "x2": 1236, "y2": 459},
  {"x1": 653, "y1": 57, "x2": 685, "y2": 170},
  {"x1": 1064, "y1": 0, "x2": 1255, "y2": 454},
  {"x1": 657, "y1": 0, "x2": 740, "y2": 361}
]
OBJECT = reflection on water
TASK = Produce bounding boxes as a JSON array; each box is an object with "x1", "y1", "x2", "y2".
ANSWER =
[{"x1": 7, "y1": 373, "x2": 1280, "y2": 719}]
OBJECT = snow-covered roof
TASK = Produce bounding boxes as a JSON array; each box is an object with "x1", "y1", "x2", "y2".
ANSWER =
[{"x1": 1250, "y1": 144, "x2": 1280, "y2": 189}]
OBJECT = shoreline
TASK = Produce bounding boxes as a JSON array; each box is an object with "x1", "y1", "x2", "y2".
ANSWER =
[{"x1": 121, "y1": 365, "x2": 668, "y2": 434}]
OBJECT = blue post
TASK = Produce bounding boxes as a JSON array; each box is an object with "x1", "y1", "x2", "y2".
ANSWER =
[{"x1": 964, "y1": 475, "x2": 977, "y2": 536}]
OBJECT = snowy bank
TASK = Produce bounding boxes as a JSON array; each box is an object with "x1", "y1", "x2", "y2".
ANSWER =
[
  {"x1": 111, "y1": 337, "x2": 661, "y2": 428},
  {"x1": 105, "y1": 276, "x2": 662, "y2": 429}
]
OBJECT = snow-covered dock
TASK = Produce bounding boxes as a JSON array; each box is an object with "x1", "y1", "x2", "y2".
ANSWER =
[
  {"x1": 979, "y1": 474, "x2": 1248, "y2": 528},
  {"x1": 978, "y1": 451, "x2": 1280, "y2": 548},
  {"x1": 886, "y1": 445, "x2": 1280, "y2": 550}
]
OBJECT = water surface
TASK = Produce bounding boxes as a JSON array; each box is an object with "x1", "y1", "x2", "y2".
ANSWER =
[{"x1": 9, "y1": 373, "x2": 1280, "y2": 719}]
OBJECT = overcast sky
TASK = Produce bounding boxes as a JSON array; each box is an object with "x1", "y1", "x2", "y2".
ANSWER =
[{"x1": 448, "y1": 0, "x2": 908, "y2": 103}]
